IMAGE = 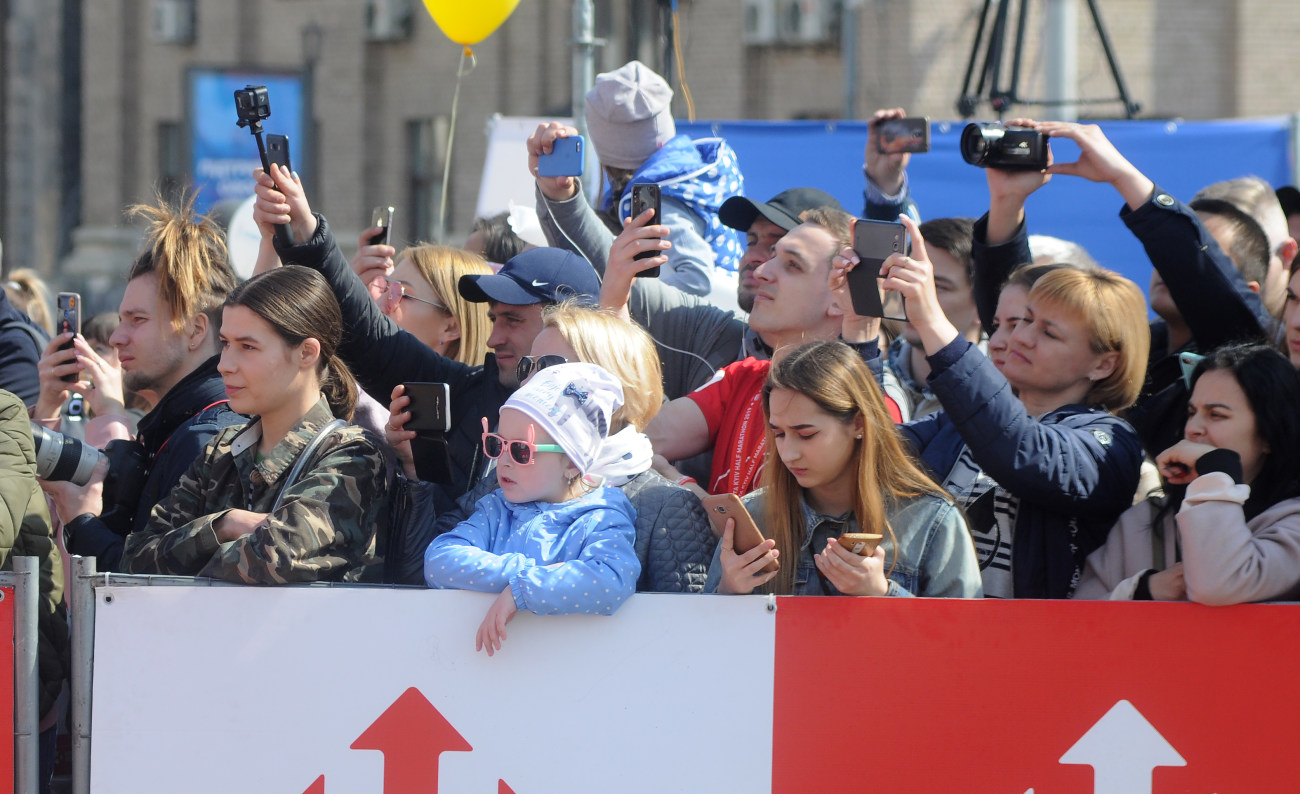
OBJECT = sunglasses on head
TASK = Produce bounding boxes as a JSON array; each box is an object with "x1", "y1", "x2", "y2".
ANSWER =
[
  {"x1": 516, "y1": 354, "x2": 568, "y2": 383},
  {"x1": 481, "y1": 417, "x2": 564, "y2": 465},
  {"x1": 380, "y1": 276, "x2": 448, "y2": 315}
]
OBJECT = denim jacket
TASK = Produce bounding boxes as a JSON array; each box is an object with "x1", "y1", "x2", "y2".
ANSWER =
[{"x1": 705, "y1": 488, "x2": 983, "y2": 598}]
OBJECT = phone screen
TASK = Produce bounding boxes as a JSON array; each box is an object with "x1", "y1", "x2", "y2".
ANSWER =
[
  {"x1": 57, "y1": 292, "x2": 82, "y2": 383},
  {"x1": 847, "y1": 219, "x2": 908, "y2": 321},
  {"x1": 877, "y1": 117, "x2": 931, "y2": 154}
]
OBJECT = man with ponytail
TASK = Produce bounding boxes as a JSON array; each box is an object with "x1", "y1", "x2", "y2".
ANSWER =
[{"x1": 43, "y1": 195, "x2": 242, "y2": 570}]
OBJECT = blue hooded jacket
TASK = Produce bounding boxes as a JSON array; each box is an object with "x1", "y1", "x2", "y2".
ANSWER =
[{"x1": 601, "y1": 134, "x2": 746, "y2": 273}]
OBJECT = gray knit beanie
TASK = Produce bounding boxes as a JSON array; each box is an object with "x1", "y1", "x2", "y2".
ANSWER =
[{"x1": 584, "y1": 60, "x2": 676, "y2": 170}]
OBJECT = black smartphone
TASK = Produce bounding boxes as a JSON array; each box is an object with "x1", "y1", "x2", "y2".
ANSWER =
[
  {"x1": 537, "y1": 135, "x2": 585, "y2": 177},
  {"x1": 877, "y1": 116, "x2": 931, "y2": 154},
  {"x1": 847, "y1": 219, "x2": 908, "y2": 321},
  {"x1": 56, "y1": 292, "x2": 82, "y2": 383},
  {"x1": 266, "y1": 133, "x2": 292, "y2": 176},
  {"x1": 630, "y1": 183, "x2": 662, "y2": 278},
  {"x1": 370, "y1": 206, "x2": 395, "y2": 246},
  {"x1": 402, "y1": 382, "x2": 450, "y2": 433}
]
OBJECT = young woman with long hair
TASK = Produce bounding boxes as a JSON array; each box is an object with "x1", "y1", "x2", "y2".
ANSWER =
[
  {"x1": 122, "y1": 266, "x2": 391, "y2": 583},
  {"x1": 709, "y1": 340, "x2": 981, "y2": 597},
  {"x1": 1075, "y1": 343, "x2": 1300, "y2": 602}
]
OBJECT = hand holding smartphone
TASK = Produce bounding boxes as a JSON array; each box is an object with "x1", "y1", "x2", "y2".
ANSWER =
[
  {"x1": 56, "y1": 292, "x2": 82, "y2": 383},
  {"x1": 263, "y1": 133, "x2": 295, "y2": 247},
  {"x1": 629, "y1": 183, "x2": 663, "y2": 279},
  {"x1": 400, "y1": 382, "x2": 450, "y2": 433},
  {"x1": 537, "y1": 135, "x2": 585, "y2": 177},
  {"x1": 877, "y1": 117, "x2": 931, "y2": 154},
  {"x1": 702, "y1": 493, "x2": 778, "y2": 573},
  {"x1": 847, "y1": 218, "x2": 908, "y2": 321},
  {"x1": 836, "y1": 532, "x2": 884, "y2": 557}
]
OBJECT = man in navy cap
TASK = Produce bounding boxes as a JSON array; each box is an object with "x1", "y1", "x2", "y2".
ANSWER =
[{"x1": 253, "y1": 164, "x2": 600, "y2": 494}]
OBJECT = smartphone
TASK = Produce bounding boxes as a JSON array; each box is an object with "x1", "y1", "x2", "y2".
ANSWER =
[
  {"x1": 877, "y1": 116, "x2": 931, "y2": 154},
  {"x1": 537, "y1": 135, "x2": 585, "y2": 177},
  {"x1": 630, "y1": 183, "x2": 663, "y2": 278},
  {"x1": 848, "y1": 219, "x2": 908, "y2": 321},
  {"x1": 701, "y1": 493, "x2": 778, "y2": 573},
  {"x1": 401, "y1": 382, "x2": 451, "y2": 433},
  {"x1": 56, "y1": 292, "x2": 82, "y2": 383},
  {"x1": 837, "y1": 532, "x2": 884, "y2": 557},
  {"x1": 370, "y1": 206, "x2": 395, "y2": 246},
  {"x1": 266, "y1": 133, "x2": 292, "y2": 176}
]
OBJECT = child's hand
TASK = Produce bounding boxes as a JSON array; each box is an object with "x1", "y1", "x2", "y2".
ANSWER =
[{"x1": 476, "y1": 589, "x2": 520, "y2": 657}]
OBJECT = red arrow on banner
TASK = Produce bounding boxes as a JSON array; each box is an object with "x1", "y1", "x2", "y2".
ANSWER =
[
  {"x1": 498, "y1": 781, "x2": 517, "y2": 794},
  {"x1": 301, "y1": 775, "x2": 325, "y2": 794},
  {"x1": 350, "y1": 687, "x2": 473, "y2": 793}
]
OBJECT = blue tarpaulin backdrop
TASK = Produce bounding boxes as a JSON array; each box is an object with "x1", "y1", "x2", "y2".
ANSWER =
[{"x1": 680, "y1": 117, "x2": 1296, "y2": 291}]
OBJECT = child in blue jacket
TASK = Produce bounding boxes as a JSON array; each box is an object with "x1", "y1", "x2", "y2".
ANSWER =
[{"x1": 425, "y1": 362, "x2": 641, "y2": 655}]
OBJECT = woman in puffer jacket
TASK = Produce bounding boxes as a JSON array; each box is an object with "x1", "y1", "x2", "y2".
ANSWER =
[{"x1": 1075, "y1": 343, "x2": 1300, "y2": 603}]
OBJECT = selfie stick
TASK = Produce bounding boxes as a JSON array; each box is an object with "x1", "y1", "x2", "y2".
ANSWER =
[{"x1": 236, "y1": 108, "x2": 295, "y2": 247}]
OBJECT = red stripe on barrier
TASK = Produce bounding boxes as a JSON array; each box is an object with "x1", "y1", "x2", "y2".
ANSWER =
[
  {"x1": 1, "y1": 586, "x2": 14, "y2": 794},
  {"x1": 773, "y1": 598, "x2": 1300, "y2": 793}
]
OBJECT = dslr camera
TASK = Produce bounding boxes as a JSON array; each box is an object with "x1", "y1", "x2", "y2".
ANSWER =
[
  {"x1": 960, "y1": 123, "x2": 1049, "y2": 170},
  {"x1": 31, "y1": 424, "x2": 150, "y2": 536},
  {"x1": 234, "y1": 84, "x2": 271, "y2": 130}
]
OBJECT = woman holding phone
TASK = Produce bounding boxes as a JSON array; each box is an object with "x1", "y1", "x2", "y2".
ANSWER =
[
  {"x1": 708, "y1": 340, "x2": 982, "y2": 598},
  {"x1": 874, "y1": 215, "x2": 1150, "y2": 599},
  {"x1": 122, "y1": 266, "x2": 391, "y2": 583},
  {"x1": 1075, "y1": 343, "x2": 1300, "y2": 603}
]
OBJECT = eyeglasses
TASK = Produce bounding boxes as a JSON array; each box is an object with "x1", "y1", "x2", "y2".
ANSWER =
[
  {"x1": 515, "y1": 354, "x2": 568, "y2": 383},
  {"x1": 481, "y1": 417, "x2": 564, "y2": 465},
  {"x1": 381, "y1": 277, "x2": 448, "y2": 315}
]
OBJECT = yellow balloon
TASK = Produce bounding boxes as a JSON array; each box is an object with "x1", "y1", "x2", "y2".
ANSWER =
[{"x1": 423, "y1": 0, "x2": 521, "y2": 47}]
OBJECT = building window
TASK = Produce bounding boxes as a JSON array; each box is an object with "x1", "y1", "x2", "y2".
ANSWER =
[
  {"x1": 158, "y1": 121, "x2": 183, "y2": 202},
  {"x1": 407, "y1": 117, "x2": 448, "y2": 242}
]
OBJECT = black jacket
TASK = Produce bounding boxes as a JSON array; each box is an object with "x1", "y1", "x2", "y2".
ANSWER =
[
  {"x1": 0, "y1": 290, "x2": 43, "y2": 406},
  {"x1": 971, "y1": 186, "x2": 1270, "y2": 458},
  {"x1": 65, "y1": 356, "x2": 242, "y2": 569},
  {"x1": 275, "y1": 214, "x2": 512, "y2": 496}
]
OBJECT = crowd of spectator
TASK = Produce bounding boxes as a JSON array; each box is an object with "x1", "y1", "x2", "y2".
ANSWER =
[{"x1": 5, "y1": 57, "x2": 1300, "y2": 791}]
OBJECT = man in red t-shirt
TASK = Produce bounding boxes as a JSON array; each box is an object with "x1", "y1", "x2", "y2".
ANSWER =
[{"x1": 647, "y1": 208, "x2": 896, "y2": 497}]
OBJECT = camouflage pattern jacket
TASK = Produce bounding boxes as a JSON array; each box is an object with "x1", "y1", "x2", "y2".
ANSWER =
[{"x1": 122, "y1": 397, "x2": 390, "y2": 584}]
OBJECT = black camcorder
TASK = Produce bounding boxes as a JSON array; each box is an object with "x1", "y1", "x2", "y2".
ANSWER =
[{"x1": 960, "y1": 123, "x2": 1049, "y2": 170}]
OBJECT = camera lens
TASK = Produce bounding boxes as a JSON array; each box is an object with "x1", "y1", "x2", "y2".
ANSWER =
[
  {"x1": 31, "y1": 424, "x2": 105, "y2": 486},
  {"x1": 960, "y1": 123, "x2": 1004, "y2": 167}
]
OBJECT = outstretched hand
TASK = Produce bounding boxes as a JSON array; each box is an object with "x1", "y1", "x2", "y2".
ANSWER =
[
  {"x1": 598, "y1": 207, "x2": 670, "y2": 319},
  {"x1": 252, "y1": 164, "x2": 317, "y2": 244},
  {"x1": 865, "y1": 107, "x2": 911, "y2": 194},
  {"x1": 880, "y1": 215, "x2": 959, "y2": 355},
  {"x1": 1036, "y1": 121, "x2": 1154, "y2": 209},
  {"x1": 526, "y1": 122, "x2": 581, "y2": 202}
]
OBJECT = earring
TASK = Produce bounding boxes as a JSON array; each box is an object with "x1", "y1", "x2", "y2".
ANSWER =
[{"x1": 856, "y1": 434, "x2": 863, "y2": 439}]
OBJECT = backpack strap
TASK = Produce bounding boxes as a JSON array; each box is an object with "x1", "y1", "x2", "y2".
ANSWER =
[
  {"x1": 272, "y1": 418, "x2": 347, "y2": 513},
  {"x1": 1, "y1": 317, "x2": 50, "y2": 359}
]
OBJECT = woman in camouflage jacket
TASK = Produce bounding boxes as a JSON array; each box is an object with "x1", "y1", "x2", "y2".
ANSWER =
[{"x1": 122, "y1": 267, "x2": 391, "y2": 583}]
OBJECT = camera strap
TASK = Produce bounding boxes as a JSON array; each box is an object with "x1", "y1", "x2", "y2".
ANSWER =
[{"x1": 271, "y1": 419, "x2": 347, "y2": 513}]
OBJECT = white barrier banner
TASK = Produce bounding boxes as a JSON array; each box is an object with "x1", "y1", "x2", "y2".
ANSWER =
[{"x1": 90, "y1": 587, "x2": 775, "y2": 794}]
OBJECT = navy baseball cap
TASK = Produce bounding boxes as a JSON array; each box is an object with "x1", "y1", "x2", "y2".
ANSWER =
[
  {"x1": 719, "y1": 187, "x2": 845, "y2": 233},
  {"x1": 458, "y1": 247, "x2": 600, "y2": 306}
]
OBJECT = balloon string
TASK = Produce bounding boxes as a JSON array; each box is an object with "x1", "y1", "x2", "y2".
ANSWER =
[{"x1": 437, "y1": 49, "x2": 477, "y2": 240}]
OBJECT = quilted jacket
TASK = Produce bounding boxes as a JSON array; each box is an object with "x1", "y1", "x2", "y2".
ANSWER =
[{"x1": 416, "y1": 468, "x2": 716, "y2": 593}]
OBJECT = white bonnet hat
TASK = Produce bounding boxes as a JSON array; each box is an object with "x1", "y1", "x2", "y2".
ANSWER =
[{"x1": 502, "y1": 362, "x2": 624, "y2": 476}]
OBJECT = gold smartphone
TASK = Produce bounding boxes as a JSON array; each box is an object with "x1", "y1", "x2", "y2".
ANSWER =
[{"x1": 701, "y1": 493, "x2": 778, "y2": 573}]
